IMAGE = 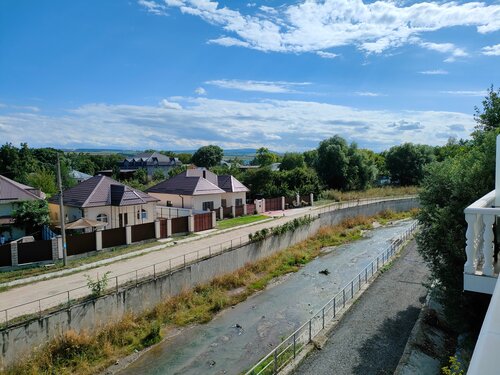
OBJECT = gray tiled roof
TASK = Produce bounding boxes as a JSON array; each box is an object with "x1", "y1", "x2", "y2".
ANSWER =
[
  {"x1": 146, "y1": 171, "x2": 225, "y2": 196},
  {"x1": 0, "y1": 175, "x2": 44, "y2": 201},
  {"x1": 49, "y1": 175, "x2": 159, "y2": 208},
  {"x1": 217, "y1": 175, "x2": 250, "y2": 193},
  {"x1": 123, "y1": 152, "x2": 181, "y2": 166}
]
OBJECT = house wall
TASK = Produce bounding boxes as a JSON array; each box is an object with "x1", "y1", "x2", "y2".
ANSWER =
[
  {"x1": 221, "y1": 192, "x2": 247, "y2": 207},
  {"x1": 148, "y1": 193, "x2": 194, "y2": 209},
  {"x1": 0, "y1": 202, "x2": 27, "y2": 241},
  {"x1": 49, "y1": 203, "x2": 156, "y2": 230},
  {"x1": 192, "y1": 194, "x2": 222, "y2": 211}
]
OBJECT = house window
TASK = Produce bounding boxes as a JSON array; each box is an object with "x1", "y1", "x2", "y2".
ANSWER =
[
  {"x1": 96, "y1": 214, "x2": 108, "y2": 223},
  {"x1": 202, "y1": 201, "x2": 214, "y2": 211},
  {"x1": 235, "y1": 198, "x2": 243, "y2": 206},
  {"x1": 221, "y1": 199, "x2": 227, "y2": 208},
  {"x1": 141, "y1": 209, "x2": 147, "y2": 220}
]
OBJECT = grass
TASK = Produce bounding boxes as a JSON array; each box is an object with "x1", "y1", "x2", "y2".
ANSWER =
[
  {"x1": 317, "y1": 186, "x2": 419, "y2": 205},
  {"x1": 216, "y1": 215, "x2": 269, "y2": 230},
  {"x1": 3, "y1": 210, "x2": 416, "y2": 375}
]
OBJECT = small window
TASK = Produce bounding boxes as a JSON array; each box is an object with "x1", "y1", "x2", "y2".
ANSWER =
[
  {"x1": 202, "y1": 201, "x2": 214, "y2": 211},
  {"x1": 96, "y1": 214, "x2": 108, "y2": 223},
  {"x1": 141, "y1": 209, "x2": 147, "y2": 220},
  {"x1": 221, "y1": 199, "x2": 227, "y2": 208},
  {"x1": 166, "y1": 201, "x2": 173, "y2": 207},
  {"x1": 235, "y1": 198, "x2": 243, "y2": 206}
]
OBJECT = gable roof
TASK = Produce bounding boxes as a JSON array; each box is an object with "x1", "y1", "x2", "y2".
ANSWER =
[
  {"x1": 146, "y1": 171, "x2": 225, "y2": 196},
  {"x1": 49, "y1": 175, "x2": 159, "y2": 208},
  {"x1": 123, "y1": 152, "x2": 180, "y2": 166},
  {"x1": 0, "y1": 175, "x2": 44, "y2": 202},
  {"x1": 217, "y1": 175, "x2": 250, "y2": 193}
]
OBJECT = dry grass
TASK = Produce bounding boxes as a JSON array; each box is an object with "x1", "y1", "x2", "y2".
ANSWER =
[
  {"x1": 320, "y1": 186, "x2": 419, "y2": 202},
  {"x1": 3, "y1": 210, "x2": 414, "y2": 375}
]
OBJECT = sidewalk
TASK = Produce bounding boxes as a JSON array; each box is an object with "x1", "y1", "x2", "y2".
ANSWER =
[
  {"x1": 0, "y1": 197, "x2": 412, "y2": 323},
  {"x1": 293, "y1": 240, "x2": 429, "y2": 375}
]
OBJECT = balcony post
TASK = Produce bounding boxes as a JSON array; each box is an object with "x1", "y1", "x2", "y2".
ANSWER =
[
  {"x1": 482, "y1": 214, "x2": 496, "y2": 276},
  {"x1": 465, "y1": 213, "x2": 477, "y2": 273}
]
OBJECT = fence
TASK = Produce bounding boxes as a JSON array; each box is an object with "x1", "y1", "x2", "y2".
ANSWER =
[
  {"x1": 247, "y1": 203, "x2": 256, "y2": 215},
  {"x1": 102, "y1": 227, "x2": 127, "y2": 249},
  {"x1": 0, "y1": 196, "x2": 418, "y2": 328},
  {"x1": 235, "y1": 205, "x2": 245, "y2": 217},
  {"x1": 244, "y1": 222, "x2": 418, "y2": 375},
  {"x1": 223, "y1": 206, "x2": 233, "y2": 219},
  {"x1": 131, "y1": 222, "x2": 156, "y2": 243},
  {"x1": 17, "y1": 240, "x2": 53, "y2": 264},
  {"x1": 266, "y1": 197, "x2": 283, "y2": 211},
  {"x1": 194, "y1": 212, "x2": 213, "y2": 232},
  {"x1": 156, "y1": 206, "x2": 192, "y2": 219},
  {"x1": 171, "y1": 216, "x2": 189, "y2": 234},
  {"x1": 67, "y1": 232, "x2": 96, "y2": 256},
  {"x1": 300, "y1": 195, "x2": 311, "y2": 206},
  {"x1": 0, "y1": 244, "x2": 11, "y2": 267}
]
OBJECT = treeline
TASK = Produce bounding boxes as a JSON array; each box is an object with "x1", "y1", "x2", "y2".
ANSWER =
[{"x1": 1, "y1": 135, "x2": 460, "y2": 198}]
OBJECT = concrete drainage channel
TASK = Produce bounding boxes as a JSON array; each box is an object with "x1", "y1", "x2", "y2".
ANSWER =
[{"x1": 245, "y1": 222, "x2": 418, "y2": 375}]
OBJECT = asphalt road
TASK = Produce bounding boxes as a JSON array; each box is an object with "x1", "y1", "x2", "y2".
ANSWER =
[{"x1": 293, "y1": 240, "x2": 429, "y2": 375}]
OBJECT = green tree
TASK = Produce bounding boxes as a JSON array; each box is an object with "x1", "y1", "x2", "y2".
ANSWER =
[
  {"x1": 345, "y1": 144, "x2": 377, "y2": 190},
  {"x1": 12, "y1": 200, "x2": 50, "y2": 237},
  {"x1": 27, "y1": 169, "x2": 57, "y2": 196},
  {"x1": 175, "y1": 153, "x2": 192, "y2": 165},
  {"x1": 316, "y1": 135, "x2": 350, "y2": 190},
  {"x1": 385, "y1": 143, "x2": 435, "y2": 186},
  {"x1": 191, "y1": 145, "x2": 223, "y2": 168},
  {"x1": 251, "y1": 147, "x2": 278, "y2": 166},
  {"x1": 168, "y1": 165, "x2": 187, "y2": 177},
  {"x1": 0, "y1": 143, "x2": 21, "y2": 180},
  {"x1": 474, "y1": 85, "x2": 500, "y2": 132},
  {"x1": 303, "y1": 149, "x2": 318, "y2": 169},
  {"x1": 281, "y1": 167, "x2": 322, "y2": 196},
  {"x1": 417, "y1": 130, "x2": 496, "y2": 328},
  {"x1": 280, "y1": 152, "x2": 305, "y2": 171},
  {"x1": 134, "y1": 168, "x2": 148, "y2": 184},
  {"x1": 152, "y1": 168, "x2": 165, "y2": 181}
]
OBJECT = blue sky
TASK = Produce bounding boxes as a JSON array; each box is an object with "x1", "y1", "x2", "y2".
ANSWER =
[{"x1": 0, "y1": 0, "x2": 499, "y2": 152}]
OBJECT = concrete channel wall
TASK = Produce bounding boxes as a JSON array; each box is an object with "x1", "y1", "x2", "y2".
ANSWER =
[{"x1": 0, "y1": 198, "x2": 419, "y2": 368}]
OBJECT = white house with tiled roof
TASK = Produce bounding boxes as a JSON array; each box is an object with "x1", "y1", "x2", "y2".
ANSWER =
[
  {"x1": 146, "y1": 169, "x2": 249, "y2": 211},
  {"x1": 48, "y1": 175, "x2": 159, "y2": 229},
  {"x1": 0, "y1": 175, "x2": 45, "y2": 241}
]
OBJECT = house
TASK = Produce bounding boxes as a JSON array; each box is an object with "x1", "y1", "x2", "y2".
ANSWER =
[
  {"x1": 120, "y1": 152, "x2": 182, "y2": 179},
  {"x1": 48, "y1": 175, "x2": 159, "y2": 229},
  {"x1": 69, "y1": 170, "x2": 93, "y2": 184},
  {"x1": 0, "y1": 175, "x2": 45, "y2": 241},
  {"x1": 146, "y1": 169, "x2": 249, "y2": 211}
]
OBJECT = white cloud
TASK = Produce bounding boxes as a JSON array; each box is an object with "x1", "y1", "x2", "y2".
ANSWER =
[
  {"x1": 159, "y1": 99, "x2": 182, "y2": 109},
  {"x1": 441, "y1": 90, "x2": 487, "y2": 97},
  {"x1": 205, "y1": 79, "x2": 311, "y2": 93},
  {"x1": 316, "y1": 51, "x2": 339, "y2": 59},
  {"x1": 482, "y1": 44, "x2": 500, "y2": 56},
  {"x1": 138, "y1": 0, "x2": 500, "y2": 56},
  {"x1": 195, "y1": 87, "x2": 207, "y2": 95},
  {"x1": 419, "y1": 70, "x2": 448, "y2": 75},
  {"x1": 138, "y1": 0, "x2": 167, "y2": 15},
  {"x1": 355, "y1": 91, "x2": 383, "y2": 97},
  {"x1": 0, "y1": 97, "x2": 474, "y2": 152},
  {"x1": 419, "y1": 41, "x2": 468, "y2": 62}
]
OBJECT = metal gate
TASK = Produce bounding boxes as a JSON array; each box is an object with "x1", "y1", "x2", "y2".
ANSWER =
[{"x1": 194, "y1": 212, "x2": 212, "y2": 232}]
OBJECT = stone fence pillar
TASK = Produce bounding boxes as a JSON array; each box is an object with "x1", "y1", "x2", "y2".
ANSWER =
[
  {"x1": 125, "y1": 225, "x2": 132, "y2": 245},
  {"x1": 95, "y1": 229, "x2": 103, "y2": 251},
  {"x1": 10, "y1": 242, "x2": 18, "y2": 267},
  {"x1": 310, "y1": 193, "x2": 314, "y2": 206},
  {"x1": 219, "y1": 207, "x2": 224, "y2": 220},
  {"x1": 243, "y1": 204, "x2": 248, "y2": 216},
  {"x1": 231, "y1": 206, "x2": 236, "y2": 218},
  {"x1": 166, "y1": 219, "x2": 172, "y2": 237},
  {"x1": 51, "y1": 236, "x2": 60, "y2": 261},
  {"x1": 188, "y1": 215, "x2": 195, "y2": 233},
  {"x1": 211, "y1": 211, "x2": 216, "y2": 229},
  {"x1": 154, "y1": 219, "x2": 161, "y2": 239},
  {"x1": 281, "y1": 196, "x2": 285, "y2": 210}
]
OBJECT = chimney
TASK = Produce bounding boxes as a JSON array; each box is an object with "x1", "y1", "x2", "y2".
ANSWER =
[{"x1": 203, "y1": 170, "x2": 206, "y2": 179}]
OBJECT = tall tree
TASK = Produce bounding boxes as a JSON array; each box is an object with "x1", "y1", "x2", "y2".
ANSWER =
[
  {"x1": 280, "y1": 152, "x2": 305, "y2": 171},
  {"x1": 251, "y1": 147, "x2": 278, "y2": 166},
  {"x1": 316, "y1": 135, "x2": 350, "y2": 190},
  {"x1": 385, "y1": 143, "x2": 435, "y2": 186},
  {"x1": 474, "y1": 85, "x2": 500, "y2": 132},
  {"x1": 191, "y1": 145, "x2": 223, "y2": 168},
  {"x1": 12, "y1": 200, "x2": 50, "y2": 237}
]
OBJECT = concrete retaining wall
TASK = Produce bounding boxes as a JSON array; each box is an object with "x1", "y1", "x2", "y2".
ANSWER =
[{"x1": 0, "y1": 198, "x2": 419, "y2": 368}]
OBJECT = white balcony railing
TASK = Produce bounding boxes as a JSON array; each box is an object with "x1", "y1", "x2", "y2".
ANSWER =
[{"x1": 464, "y1": 190, "x2": 500, "y2": 294}]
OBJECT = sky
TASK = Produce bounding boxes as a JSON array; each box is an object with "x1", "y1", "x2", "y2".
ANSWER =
[{"x1": 0, "y1": 0, "x2": 499, "y2": 152}]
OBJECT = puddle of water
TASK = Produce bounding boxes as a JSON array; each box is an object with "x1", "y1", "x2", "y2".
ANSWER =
[{"x1": 118, "y1": 220, "x2": 414, "y2": 375}]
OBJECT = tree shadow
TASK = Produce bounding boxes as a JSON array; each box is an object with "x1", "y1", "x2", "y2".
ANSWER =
[{"x1": 352, "y1": 305, "x2": 422, "y2": 375}]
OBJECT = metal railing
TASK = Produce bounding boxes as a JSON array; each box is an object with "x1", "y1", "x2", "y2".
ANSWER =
[
  {"x1": 245, "y1": 221, "x2": 418, "y2": 375},
  {"x1": 0, "y1": 196, "x2": 417, "y2": 329}
]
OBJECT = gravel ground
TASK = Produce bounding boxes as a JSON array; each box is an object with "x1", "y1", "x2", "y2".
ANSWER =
[{"x1": 294, "y1": 239, "x2": 429, "y2": 375}]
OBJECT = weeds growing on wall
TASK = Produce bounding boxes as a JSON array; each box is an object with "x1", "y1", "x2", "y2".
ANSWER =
[
  {"x1": 5, "y1": 210, "x2": 414, "y2": 375},
  {"x1": 248, "y1": 215, "x2": 316, "y2": 243}
]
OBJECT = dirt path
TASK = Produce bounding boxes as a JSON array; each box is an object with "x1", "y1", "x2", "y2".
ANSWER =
[{"x1": 293, "y1": 240, "x2": 429, "y2": 375}]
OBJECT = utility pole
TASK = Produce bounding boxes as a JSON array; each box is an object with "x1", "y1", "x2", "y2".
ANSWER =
[{"x1": 57, "y1": 154, "x2": 68, "y2": 266}]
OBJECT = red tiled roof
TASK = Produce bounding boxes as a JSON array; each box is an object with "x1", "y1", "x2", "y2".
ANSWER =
[{"x1": 49, "y1": 175, "x2": 159, "y2": 208}]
